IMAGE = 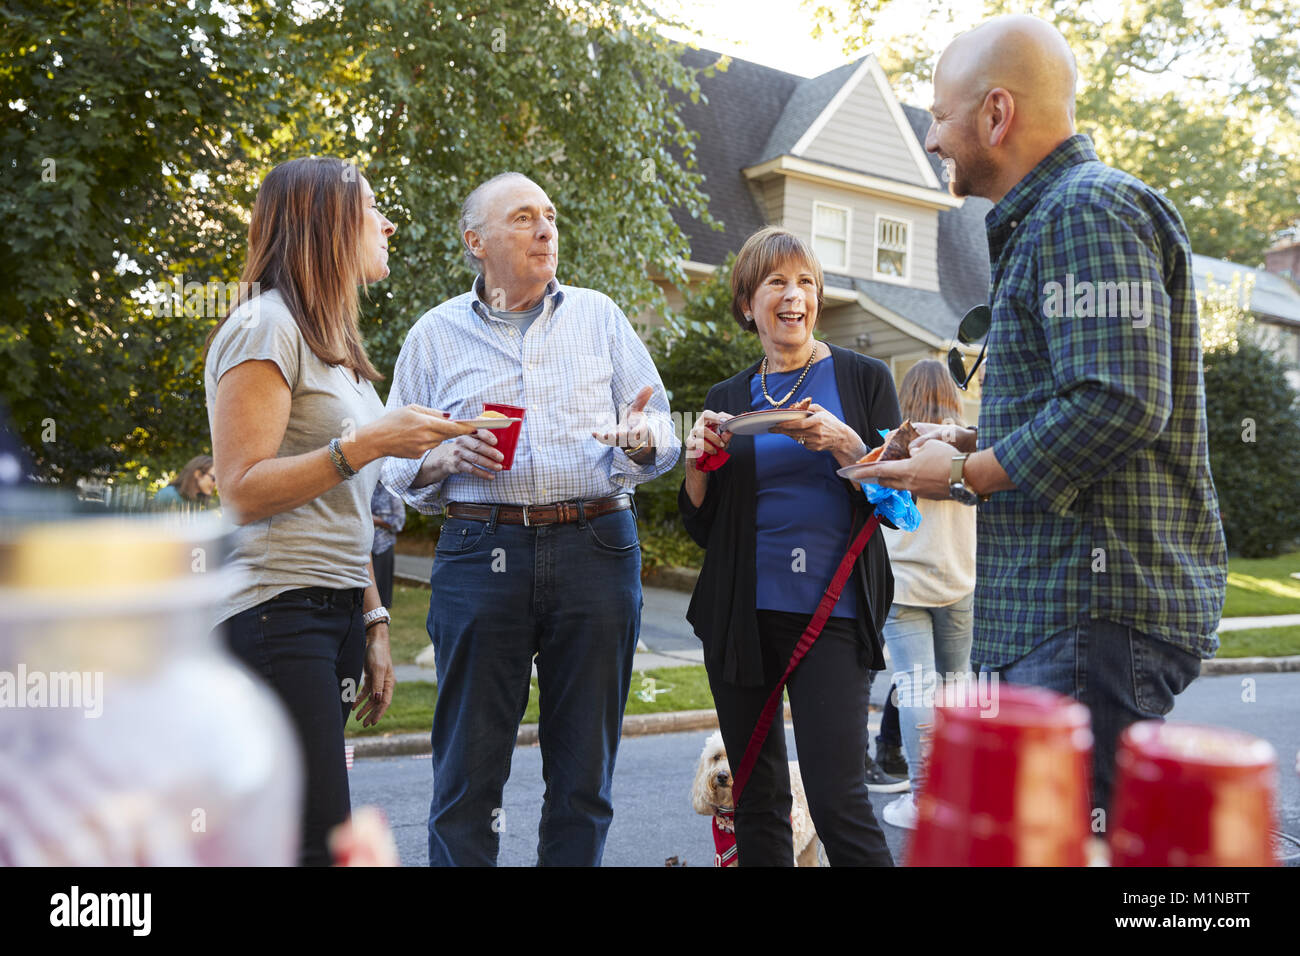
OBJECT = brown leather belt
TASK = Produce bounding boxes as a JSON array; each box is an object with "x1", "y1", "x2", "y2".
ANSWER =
[{"x1": 446, "y1": 494, "x2": 632, "y2": 527}]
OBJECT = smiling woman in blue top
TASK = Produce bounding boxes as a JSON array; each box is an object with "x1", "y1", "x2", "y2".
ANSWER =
[{"x1": 680, "y1": 226, "x2": 901, "y2": 866}]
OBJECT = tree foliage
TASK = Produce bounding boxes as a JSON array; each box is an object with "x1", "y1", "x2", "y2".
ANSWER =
[
  {"x1": 1, "y1": 0, "x2": 717, "y2": 482},
  {"x1": 635, "y1": 256, "x2": 765, "y2": 569},
  {"x1": 808, "y1": 0, "x2": 1300, "y2": 263},
  {"x1": 1203, "y1": 339, "x2": 1300, "y2": 557}
]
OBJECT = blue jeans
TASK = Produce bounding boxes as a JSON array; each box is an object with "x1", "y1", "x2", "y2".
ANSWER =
[
  {"x1": 224, "y1": 586, "x2": 365, "y2": 867},
  {"x1": 988, "y1": 619, "x2": 1201, "y2": 815},
  {"x1": 425, "y1": 506, "x2": 642, "y2": 866},
  {"x1": 881, "y1": 594, "x2": 974, "y2": 792}
]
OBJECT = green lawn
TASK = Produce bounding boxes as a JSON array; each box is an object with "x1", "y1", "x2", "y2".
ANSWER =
[
  {"x1": 1223, "y1": 553, "x2": 1300, "y2": 617},
  {"x1": 369, "y1": 550, "x2": 1300, "y2": 739},
  {"x1": 1216, "y1": 625, "x2": 1300, "y2": 659},
  {"x1": 346, "y1": 663, "x2": 714, "y2": 738},
  {"x1": 388, "y1": 584, "x2": 432, "y2": 666}
]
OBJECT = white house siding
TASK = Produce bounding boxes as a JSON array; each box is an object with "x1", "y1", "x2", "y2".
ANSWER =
[
  {"x1": 750, "y1": 177, "x2": 785, "y2": 225},
  {"x1": 799, "y1": 72, "x2": 929, "y2": 187},
  {"x1": 818, "y1": 303, "x2": 926, "y2": 356},
  {"x1": 780, "y1": 177, "x2": 940, "y2": 292}
]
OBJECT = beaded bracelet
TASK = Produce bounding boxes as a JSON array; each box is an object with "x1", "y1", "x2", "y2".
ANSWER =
[{"x1": 328, "y1": 438, "x2": 357, "y2": 480}]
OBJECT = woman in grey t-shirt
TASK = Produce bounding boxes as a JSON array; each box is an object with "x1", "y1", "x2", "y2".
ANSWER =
[{"x1": 205, "y1": 157, "x2": 471, "y2": 865}]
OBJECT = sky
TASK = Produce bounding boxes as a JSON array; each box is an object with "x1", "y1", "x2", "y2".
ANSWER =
[
  {"x1": 655, "y1": 0, "x2": 970, "y2": 78},
  {"x1": 652, "y1": 0, "x2": 1251, "y2": 106}
]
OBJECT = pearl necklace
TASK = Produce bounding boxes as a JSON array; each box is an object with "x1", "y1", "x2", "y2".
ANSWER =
[{"x1": 760, "y1": 343, "x2": 818, "y2": 407}]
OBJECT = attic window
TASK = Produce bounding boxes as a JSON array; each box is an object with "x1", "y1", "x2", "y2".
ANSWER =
[
  {"x1": 812, "y1": 202, "x2": 850, "y2": 272},
  {"x1": 875, "y1": 216, "x2": 910, "y2": 282}
]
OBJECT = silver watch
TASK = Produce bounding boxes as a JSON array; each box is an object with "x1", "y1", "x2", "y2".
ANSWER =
[
  {"x1": 948, "y1": 455, "x2": 987, "y2": 506},
  {"x1": 362, "y1": 606, "x2": 391, "y2": 630}
]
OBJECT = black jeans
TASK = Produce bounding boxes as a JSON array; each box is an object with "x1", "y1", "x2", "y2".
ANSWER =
[
  {"x1": 224, "y1": 586, "x2": 366, "y2": 866},
  {"x1": 707, "y1": 610, "x2": 894, "y2": 867}
]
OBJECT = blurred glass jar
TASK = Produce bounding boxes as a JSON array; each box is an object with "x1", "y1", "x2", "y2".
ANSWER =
[{"x1": 0, "y1": 493, "x2": 302, "y2": 865}]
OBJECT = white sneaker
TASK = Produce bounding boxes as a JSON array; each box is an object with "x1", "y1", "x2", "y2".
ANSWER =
[{"x1": 882, "y1": 793, "x2": 918, "y2": 830}]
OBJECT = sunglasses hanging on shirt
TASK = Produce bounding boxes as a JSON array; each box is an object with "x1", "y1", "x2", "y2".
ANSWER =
[{"x1": 948, "y1": 304, "x2": 992, "y2": 391}]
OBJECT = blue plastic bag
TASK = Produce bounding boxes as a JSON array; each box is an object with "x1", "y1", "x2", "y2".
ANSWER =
[{"x1": 858, "y1": 429, "x2": 922, "y2": 532}]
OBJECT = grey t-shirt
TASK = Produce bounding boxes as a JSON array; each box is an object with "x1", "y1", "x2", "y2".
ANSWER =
[
  {"x1": 487, "y1": 299, "x2": 545, "y2": 336},
  {"x1": 205, "y1": 289, "x2": 385, "y2": 625}
]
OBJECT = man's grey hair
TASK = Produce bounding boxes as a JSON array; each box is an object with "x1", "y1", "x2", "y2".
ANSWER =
[{"x1": 458, "y1": 171, "x2": 534, "y2": 274}]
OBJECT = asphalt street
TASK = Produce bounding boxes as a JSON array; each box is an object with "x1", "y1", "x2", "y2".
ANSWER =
[{"x1": 349, "y1": 670, "x2": 1300, "y2": 867}]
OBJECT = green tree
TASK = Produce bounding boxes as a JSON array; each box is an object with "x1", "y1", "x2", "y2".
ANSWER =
[
  {"x1": 1195, "y1": 268, "x2": 1300, "y2": 556},
  {"x1": 307, "y1": 0, "x2": 719, "y2": 388},
  {"x1": 1, "y1": 0, "x2": 342, "y2": 481},
  {"x1": 1, "y1": 0, "x2": 717, "y2": 483},
  {"x1": 1203, "y1": 340, "x2": 1300, "y2": 557},
  {"x1": 808, "y1": 0, "x2": 1300, "y2": 263},
  {"x1": 635, "y1": 256, "x2": 764, "y2": 570}
]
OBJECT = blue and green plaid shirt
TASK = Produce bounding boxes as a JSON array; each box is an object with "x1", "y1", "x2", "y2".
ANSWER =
[{"x1": 974, "y1": 134, "x2": 1227, "y2": 668}]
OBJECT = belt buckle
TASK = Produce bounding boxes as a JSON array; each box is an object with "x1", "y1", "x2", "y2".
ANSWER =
[{"x1": 521, "y1": 504, "x2": 531, "y2": 527}]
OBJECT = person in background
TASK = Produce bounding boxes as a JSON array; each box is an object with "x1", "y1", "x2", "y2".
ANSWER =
[
  {"x1": 0, "y1": 398, "x2": 32, "y2": 487},
  {"x1": 370, "y1": 481, "x2": 405, "y2": 609},
  {"x1": 875, "y1": 359, "x2": 976, "y2": 830},
  {"x1": 869, "y1": 690, "x2": 909, "y2": 785},
  {"x1": 153, "y1": 454, "x2": 216, "y2": 510}
]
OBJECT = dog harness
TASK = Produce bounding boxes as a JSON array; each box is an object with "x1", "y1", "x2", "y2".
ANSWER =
[{"x1": 712, "y1": 807, "x2": 737, "y2": 867}]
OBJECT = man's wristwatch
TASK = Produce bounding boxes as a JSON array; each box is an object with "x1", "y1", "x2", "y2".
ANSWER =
[
  {"x1": 362, "y1": 607, "x2": 391, "y2": 631},
  {"x1": 949, "y1": 454, "x2": 990, "y2": 506},
  {"x1": 625, "y1": 439, "x2": 653, "y2": 460}
]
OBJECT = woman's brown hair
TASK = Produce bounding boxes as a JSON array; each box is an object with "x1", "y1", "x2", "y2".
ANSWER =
[
  {"x1": 730, "y1": 227, "x2": 825, "y2": 333},
  {"x1": 170, "y1": 454, "x2": 214, "y2": 502},
  {"x1": 897, "y1": 358, "x2": 965, "y2": 426},
  {"x1": 204, "y1": 157, "x2": 381, "y2": 381}
]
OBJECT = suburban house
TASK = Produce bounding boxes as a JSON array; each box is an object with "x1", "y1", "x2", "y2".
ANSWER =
[
  {"x1": 649, "y1": 48, "x2": 1300, "y2": 417},
  {"x1": 646, "y1": 48, "x2": 992, "y2": 423},
  {"x1": 1194, "y1": 252, "x2": 1300, "y2": 390}
]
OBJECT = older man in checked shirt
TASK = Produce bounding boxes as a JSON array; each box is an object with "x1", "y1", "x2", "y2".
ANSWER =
[
  {"x1": 856, "y1": 16, "x2": 1228, "y2": 815},
  {"x1": 382, "y1": 172, "x2": 680, "y2": 866}
]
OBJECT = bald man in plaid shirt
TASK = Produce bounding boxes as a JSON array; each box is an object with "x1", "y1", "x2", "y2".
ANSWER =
[
  {"x1": 856, "y1": 16, "x2": 1228, "y2": 814},
  {"x1": 382, "y1": 172, "x2": 679, "y2": 866}
]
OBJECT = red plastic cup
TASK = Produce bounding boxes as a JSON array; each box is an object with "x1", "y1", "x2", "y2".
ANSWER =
[
  {"x1": 1109, "y1": 721, "x2": 1277, "y2": 867},
  {"x1": 908, "y1": 682, "x2": 1093, "y2": 867},
  {"x1": 482, "y1": 403, "x2": 525, "y2": 471}
]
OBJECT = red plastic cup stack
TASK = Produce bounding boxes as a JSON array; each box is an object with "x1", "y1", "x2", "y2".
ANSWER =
[
  {"x1": 908, "y1": 683, "x2": 1093, "y2": 866},
  {"x1": 1109, "y1": 721, "x2": 1277, "y2": 867},
  {"x1": 483, "y1": 403, "x2": 525, "y2": 471}
]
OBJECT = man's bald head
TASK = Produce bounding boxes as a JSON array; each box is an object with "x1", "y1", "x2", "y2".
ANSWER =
[
  {"x1": 938, "y1": 14, "x2": 1077, "y2": 132},
  {"x1": 926, "y1": 15, "x2": 1078, "y2": 202}
]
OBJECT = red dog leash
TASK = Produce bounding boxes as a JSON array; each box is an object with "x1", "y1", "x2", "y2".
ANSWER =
[{"x1": 730, "y1": 513, "x2": 882, "y2": 807}]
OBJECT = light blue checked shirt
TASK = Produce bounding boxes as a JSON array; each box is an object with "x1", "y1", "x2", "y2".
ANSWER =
[{"x1": 381, "y1": 277, "x2": 680, "y2": 513}]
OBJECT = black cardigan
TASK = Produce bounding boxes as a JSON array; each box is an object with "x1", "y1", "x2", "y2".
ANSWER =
[{"x1": 678, "y1": 344, "x2": 902, "y2": 688}]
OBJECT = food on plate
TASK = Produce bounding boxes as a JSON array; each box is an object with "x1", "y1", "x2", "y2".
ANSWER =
[
  {"x1": 857, "y1": 420, "x2": 920, "y2": 463},
  {"x1": 479, "y1": 409, "x2": 508, "y2": 419}
]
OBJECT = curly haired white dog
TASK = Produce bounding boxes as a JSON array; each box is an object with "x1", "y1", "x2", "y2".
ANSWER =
[{"x1": 690, "y1": 730, "x2": 822, "y2": 867}]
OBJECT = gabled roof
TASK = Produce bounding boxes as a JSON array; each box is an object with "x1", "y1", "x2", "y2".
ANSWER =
[
  {"x1": 669, "y1": 48, "x2": 800, "y2": 266},
  {"x1": 670, "y1": 49, "x2": 993, "y2": 344},
  {"x1": 1192, "y1": 254, "x2": 1300, "y2": 327},
  {"x1": 761, "y1": 59, "x2": 863, "y2": 160}
]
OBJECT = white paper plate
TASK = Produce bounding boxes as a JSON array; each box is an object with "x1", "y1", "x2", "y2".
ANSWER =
[
  {"x1": 835, "y1": 462, "x2": 884, "y2": 481},
  {"x1": 456, "y1": 417, "x2": 522, "y2": 430},
  {"x1": 719, "y1": 409, "x2": 814, "y2": 436}
]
